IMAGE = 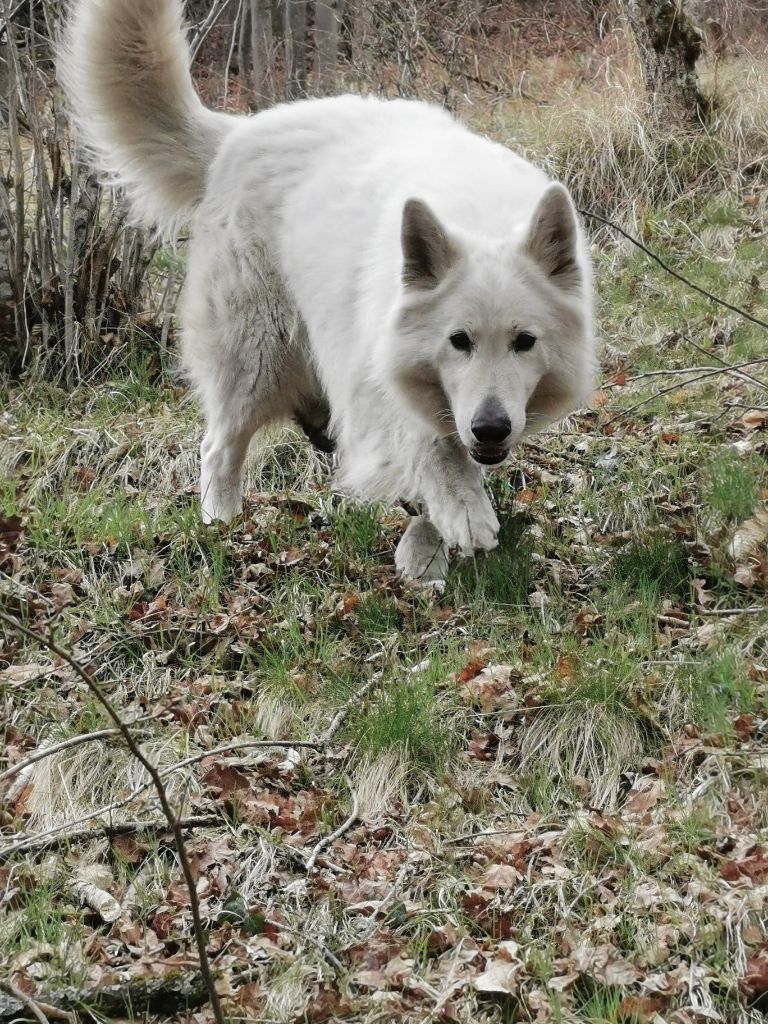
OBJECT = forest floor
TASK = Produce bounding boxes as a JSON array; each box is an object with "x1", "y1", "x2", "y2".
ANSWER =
[{"x1": 2, "y1": 82, "x2": 768, "y2": 1024}]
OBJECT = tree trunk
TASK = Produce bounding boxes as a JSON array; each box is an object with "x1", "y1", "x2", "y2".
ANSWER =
[
  {"x1": 250, "y1": 0, "x2": 274, "y2": 105},
  {"x1": 350, "y1": 1, "x2": 373, "y2": 70},
  {"x1": 0, "y1": 218, "x2": 16, "y2": 362},
  {"x1": 284, "y1": 0, "x2": 308, "y2": 99},
  {"x1": 314, "y1": 0, "x2": 339, "y2": 93},
  {"x1": 625, "y1": 0, "x2": 706, "y2": 128},
  {"x1": 337, "y1": 0, "x2": 353, "y2": 62}
]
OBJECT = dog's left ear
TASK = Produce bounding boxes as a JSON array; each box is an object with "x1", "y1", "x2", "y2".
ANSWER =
[
  {"x1": 524, "y1": 183, "x2": 582, "y2": 289},
  {"x1": 401, "y1": 198, "x2": 459, "y2": 290}
]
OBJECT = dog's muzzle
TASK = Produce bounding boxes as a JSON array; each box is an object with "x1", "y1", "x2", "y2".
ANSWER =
[
  {"x1": 470, "y1": 444, "x2": 509, "y2": 466},
  {"x1": 470, "y1": 398, "x2": 511, "y2": 464}
]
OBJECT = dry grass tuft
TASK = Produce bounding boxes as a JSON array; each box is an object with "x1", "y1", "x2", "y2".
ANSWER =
[
  {"x1": 352, "y1": 751, "x2": 408, "y2": 824},
  {"x1": 506, "y1": 55, "x2": 768, "y2": 224},
  {"x1": 518, "y1": 701, "x2": 646, "y2": 809}
]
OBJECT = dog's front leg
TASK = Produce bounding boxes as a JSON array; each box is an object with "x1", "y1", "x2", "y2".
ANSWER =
[{"x1": 416, "y1": 439, "x2": 500, "y2": 558}]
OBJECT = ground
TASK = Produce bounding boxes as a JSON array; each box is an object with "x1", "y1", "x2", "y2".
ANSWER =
[{"x1": 1, "y1": 76, "x2": 768, "y2": 1024}]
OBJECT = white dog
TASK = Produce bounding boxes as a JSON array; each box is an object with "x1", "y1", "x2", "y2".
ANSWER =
[{"x1": 60, "y1": 0, "x2": 596, "y2": 583}]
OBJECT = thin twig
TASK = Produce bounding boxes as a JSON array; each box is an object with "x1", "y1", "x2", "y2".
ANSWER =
[
  {"x1": 579, "y1": 208, "x2": 768, "y2": 333},
  {"x1": 603, "y1": 366, "x2": 747, "y2": 428},
  {"x1": 305, "y1": 778, "x2": 359, "y2": 874},
  {"x1": 1, "y1": 815, "x2": 223, "y2": 858},
  {"x1": 0, "y1": 612, "x2": 226, "y2": 1024},
  {"x1": 0, "y1": 712, "x2": 167, "y2": 784},
  {"x1": 0, "y1": 736, "x2": 323, "y2": 861},
  {"x1": 190, "y1": 0, "x2": 235, "y2": 60},
  {"x1": 0, "y1": 978, "x2": 75, "y2": 1024},
  {"x1": 1, "y1": 728, "x2": 124, "y2": 784},
  {"x1": 602, "y1": 356, "x2": 768, "y2": 387},
  {"x1": 320, "y1": 673, "x2": 383, "y2": 744},
  {"x1": 681, "y1": 335, "x2": 768, "y2": 392},
  {"x1": 443, "y1": 821, "x2": 534, "y2": 845}
]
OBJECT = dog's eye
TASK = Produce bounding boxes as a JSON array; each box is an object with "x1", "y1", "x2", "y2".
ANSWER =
[
  {"x1": 513, "y1": 331, "x2": 537, "y2": 353},
  {"x1": 450, "y1": 330, "x2": 473, "y2": 353}
]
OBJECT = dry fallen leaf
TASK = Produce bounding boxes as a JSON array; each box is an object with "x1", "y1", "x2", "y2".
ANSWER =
[
  {"x1": 743, "y1": 948, "x2": 768, "y2": 998},
  {"x1": 625, "y1": 777, "x2": 664, "y2": 816},
  {"x1": 479, "y1": 863, "x2": 521, "y2": 890},
  {"x1": 728, "y1": 504, "x2": 768, "y2": 560},
  {"x1": 475, "y1": 958, "x2": 521, "y2": 995},
  {"x1": 720, "y1": 847, "x2": 768, "y2": 884}
]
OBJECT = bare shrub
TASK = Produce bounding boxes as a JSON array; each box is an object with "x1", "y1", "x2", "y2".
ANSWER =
[{"x1": 0, "y1": 1, "x2": 163, "y2": 379}]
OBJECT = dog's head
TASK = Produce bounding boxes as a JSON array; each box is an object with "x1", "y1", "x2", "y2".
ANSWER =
[{"x1": 385, "y1": 183, "x2": 595, "y2": 465}]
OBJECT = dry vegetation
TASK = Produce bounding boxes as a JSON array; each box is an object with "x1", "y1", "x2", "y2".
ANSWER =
[{"x1": 2, "y1": 3, "x2": 768, "y2": 1023}]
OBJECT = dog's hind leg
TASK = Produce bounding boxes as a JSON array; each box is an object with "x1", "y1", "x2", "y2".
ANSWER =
[
  {"x1": 395, "y1": 515, "x2": 449, "y2": 587},
  {"x1": 198, "y1": 349, "x2": 288, "y2": 523},
  {"x1": 200, "y1": 410, "x2": 263, "y2": 524},
  {"x1": 184, "y1": 244, "x2": 318, "y2": 523},
  {"x1": 188, "y1": 320, "x2": 296, "y2": 525}
]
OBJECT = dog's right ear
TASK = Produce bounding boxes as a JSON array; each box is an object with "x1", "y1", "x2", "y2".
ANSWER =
[{"x1": 401, "y1": 198, "x2": 459, "y2": 290}]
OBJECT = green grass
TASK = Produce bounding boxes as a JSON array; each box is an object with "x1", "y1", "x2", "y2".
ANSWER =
[
  {"x1": 1, "y1": 880, "x2": 86, "y2": 973},
  {"x1": 701, "y1": 451, "x2": 761, "y2": 524},
  {"x1": 352, "y1": 674, "x2": 455, "y2": 773},
  {"x1": 572, "y1": 980, "x2": 643, "y2": 1024},
  {"x1": 25, "y1": 488, "x2": 153, "y2": 554},
  {"x1": 330, "y1": 502, "x2": 389, "y2": 564},
  {"x1": 611, "y1": 537, "x2": 692, "y2": 604},
  {"x1": 354, "y1": 591, "x2": 404, "y2": 635},
  {"x1": 666, "y1": 810, "x2": 718, "y2": 853},
  {"x1": 446, "y1": 515, "x2": 534, "y2": 607},
  {"x1": 672, "y1": 653, "x2": 758, "y2": 734}
]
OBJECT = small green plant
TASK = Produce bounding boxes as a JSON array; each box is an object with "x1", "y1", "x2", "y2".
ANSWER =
[
  {"x1": 701, "y1": 451, "x2": 760, "y2": 524},
  {"x1": 26, "y1": 488, "x2": 152, "y2": 556},
  {"x1": 353, "y1": 676, "x2": 454, "y2": 773},
  {"x1": 612, "y1": 537, "x2": 691, "y2": 603},
  {"x1": 331, "y1": 502, "x2": 386, "y2": 562},
  {"x1": 666, "y1": 810, "x2": 717, "y2": 853},
  {"x1": 672, "y1": 653, "x2": 756, "y2": 734},
  {"x1": 355, "y1": 592, "x2": 403, "y2": 636},
  {"x1": 572, "y1": 979, "x2": 640, "y2": 1023}
]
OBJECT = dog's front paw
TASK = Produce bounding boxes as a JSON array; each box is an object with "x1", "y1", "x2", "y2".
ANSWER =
[{"x1": 429, "y1": 492, "x2": 499, "y2": 557}]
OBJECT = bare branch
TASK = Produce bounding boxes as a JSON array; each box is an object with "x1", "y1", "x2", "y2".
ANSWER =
[
  {"x1": 0, "y1": 610, "x2": 226, "y2": 1024},
  {"x1": 3, "y1": 814, "x2": 224, "y2": 858},
  {"x1": 0, "y1": 711, "x2": 168, "y2": 784},
  {"x1": 305, "y1": 776, "x2": 358, "y2": 873},
  {"x1": 579, "y1": 208, "x2": 768, "y2": 333},
  {"x1": 1, "y1": 736, "x2": 323, "y2": 862},
  {"x1": 0, "y1": 979, "x2": 75, "y2": 1024}
]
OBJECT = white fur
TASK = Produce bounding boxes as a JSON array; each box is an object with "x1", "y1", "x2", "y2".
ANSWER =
[{"x1": 59, "y1": 0, "x2": 596, "y2": 581}]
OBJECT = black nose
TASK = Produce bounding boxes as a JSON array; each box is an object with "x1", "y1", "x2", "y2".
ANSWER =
[{"x1": 472, "y1": 404, "x2": 512, "y2": 445}]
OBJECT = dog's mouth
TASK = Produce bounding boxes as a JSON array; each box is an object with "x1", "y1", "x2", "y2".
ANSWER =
[{"x1": 470, "y1": 444, "x2": 509, "y2": 466}]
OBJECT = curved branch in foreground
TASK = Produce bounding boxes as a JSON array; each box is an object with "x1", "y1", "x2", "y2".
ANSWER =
[{"x1": 0, "y1": 611, "x2": 226, "y2": 1024}]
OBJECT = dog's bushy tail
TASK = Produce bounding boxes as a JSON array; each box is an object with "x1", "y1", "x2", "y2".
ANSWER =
[{"x1": 58, "y1": 0, "x2": 234, "y2": 232}]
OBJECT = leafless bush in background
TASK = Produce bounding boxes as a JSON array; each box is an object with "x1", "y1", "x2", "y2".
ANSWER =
[
  {"x1": 0, "y1": 0, "x2": 164, "y2": 379},
  {"x1": 2, "y1": 0, "x2": 767, "y2": 380}
]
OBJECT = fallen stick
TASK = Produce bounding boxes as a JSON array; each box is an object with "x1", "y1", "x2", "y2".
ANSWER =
[
  {"x1": 2, "y1": 815, "x2": 224, "y2": 858},
  {"x1": 0, "y1": 981, "x2": 78, "y2": 1024},
  {"x1": 305, "y1": 779, "x2": 359, "y2": 874},
  {"x1": 320, "y1": 673, "x2": 383, "y2": 744}
]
